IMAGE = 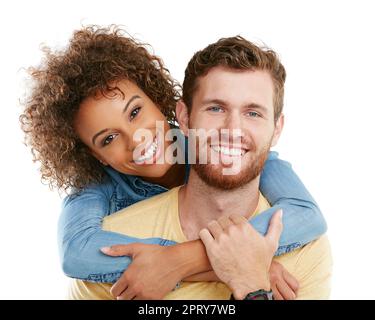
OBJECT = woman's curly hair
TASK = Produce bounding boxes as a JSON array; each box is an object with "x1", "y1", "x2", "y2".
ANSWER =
[{"x1": 20, "y1": 25, "x2": 180, "y2": 192}]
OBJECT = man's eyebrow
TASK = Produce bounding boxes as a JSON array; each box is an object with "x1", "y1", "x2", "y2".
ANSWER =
[
  {"x1": 201, "y1": 98, "x2": 228, "y2": 106},
  {"x1": 244, "y1": 103, "x2": 268, "y2": 114},
  {"x1": 202, "y1": 98, "x2": 268, "y2": 113},
  {"x1": 122, "y1": 95, "x2": 141, "y2": 114},
  {"x1": 92, "y1": 128, "x2": 110, "y2": 146}
]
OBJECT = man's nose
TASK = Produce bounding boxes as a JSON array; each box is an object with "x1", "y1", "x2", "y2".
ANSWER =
[{"x1": 224, "y1": 111, "x2": 242, "y2": 131}]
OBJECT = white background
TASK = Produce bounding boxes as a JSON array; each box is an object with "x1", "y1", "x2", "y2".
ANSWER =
[{"x1": 1, "y1": 0, "x2": 374, "y2": 299}]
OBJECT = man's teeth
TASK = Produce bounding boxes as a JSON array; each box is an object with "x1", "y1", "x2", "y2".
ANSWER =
[
  {"x1": 211, "y1": 145, "x2": 245, "y2": 156},
  {"x1": 136, "y1": 138, "x2": 158, "y2": 162}
]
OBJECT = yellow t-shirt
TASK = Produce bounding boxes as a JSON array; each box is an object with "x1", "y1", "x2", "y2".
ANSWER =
[{"x1": 68, "y1": 186, "x2": 332, "y2": 300}]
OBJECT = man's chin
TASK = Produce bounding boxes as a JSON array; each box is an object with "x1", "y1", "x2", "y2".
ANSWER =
[
  {"x1": 192, "y1": 146, "x2": 270, "y2": 190},
  {"x1": 192, "y1": 163, "x2": 258, "y2": 190}
]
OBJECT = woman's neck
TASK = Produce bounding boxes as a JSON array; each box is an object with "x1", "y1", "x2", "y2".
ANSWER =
[{"x1": 143, "y1": 163, "x2": 186, "y2": 189}]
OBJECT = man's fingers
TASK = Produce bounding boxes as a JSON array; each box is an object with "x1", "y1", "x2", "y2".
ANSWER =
[
  {"x1": 217, "y1": 216, "x2": 232, "y2": 230},
  {"x1": 229, "y1": 214, "x2": 247, "y2": 225},
  {"x1": 101, "y1": 244, "x2": 139, "y2": 257},
  {"x1": 265, "y1": 209, "x2": 283, "y2": 251},
  {"x1": 206, "y1": 220, "x2": 223, "y2": 240},
  {"x1": 199, "y1": 228, "x2": 214, "y2": 247}
]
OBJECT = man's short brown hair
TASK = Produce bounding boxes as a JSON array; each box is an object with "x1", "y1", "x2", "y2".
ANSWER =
[{"x1": 182, "y1": 36, "x2": 286, "y2": 121}]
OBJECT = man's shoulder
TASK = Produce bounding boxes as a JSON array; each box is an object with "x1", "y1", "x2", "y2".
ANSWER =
[
  {"x1": 258, "y1": 192, "x2": 271, "y2": 211},
  {"x1": 296, "y1": 234, "x2": 332, "y2": 265},
  {"x1": 103, "y1": 186, "x2": 180, "y2": 226},
  {"x1": 276, "y1": 234, "x2": 333, "y2": 299},
  {"x1": 296, "y1": 235, "x2": 333, "y2": 299},
  {"x1": 277, "y1": 234, "x2": 332, "y2": 266}
]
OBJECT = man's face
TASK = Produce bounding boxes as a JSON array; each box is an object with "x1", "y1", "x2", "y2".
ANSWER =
[{"x1": 181, "y1": 66, "x2": 283, "y2": 190}]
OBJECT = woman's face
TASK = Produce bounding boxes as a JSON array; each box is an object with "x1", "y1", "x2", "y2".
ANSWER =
[{"x1": 74, "y1": 79, "x2": 174, "y2": 178}]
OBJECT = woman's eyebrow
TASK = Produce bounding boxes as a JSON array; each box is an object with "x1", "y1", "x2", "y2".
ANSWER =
[
  {"x1": 91, "y1": 95, "x2": 142, "y2": 146},
  {"x1": 122, "y1": 95, "x2": 141, "y2": 114},
  {"x1": 92, "y1": 128, "x2": 110, "y2": 146}
]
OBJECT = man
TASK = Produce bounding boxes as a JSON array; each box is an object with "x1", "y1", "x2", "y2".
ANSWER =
[{"x1": 69, "y1": 36, "x2": 332, "y2": 300}]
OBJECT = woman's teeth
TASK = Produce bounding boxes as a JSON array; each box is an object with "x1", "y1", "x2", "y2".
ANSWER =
[
  {"x1": 211, "y1": 145, "x2": 245, "y2": 156},
  {"x1": 135, "y1": 137, "x2": 158, "y2": 163}
]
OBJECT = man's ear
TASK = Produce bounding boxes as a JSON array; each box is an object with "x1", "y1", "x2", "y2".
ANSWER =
[
  {"x1": 271, "y1": 113, "x2": 284, "y2": 147},
  {"x1": 90, "y1": 150, "x2": 109, "y2": 166},
  {"x1": 176, "y1": 100, "x2": 189, "y2": 137}
]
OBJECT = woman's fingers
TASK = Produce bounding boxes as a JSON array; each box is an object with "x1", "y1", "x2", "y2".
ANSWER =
[
  {"x1": 276, "y1": 281, "x2": 296, "y2": 300},
  {"x1": 116, "y1": 287, "x2": 136, "y2": 300},
  {"x1": 283, "y1": 269, "x2": 300, "y2": 293},
  {"x1": 101, "y1": 244, "x2": 138, "y2": 257},
  {"x1": 269, "y1": 260, "x2": 298, "y2": 300},
  {"x1": 271, "y1": 284, "x2": 283, "y2": 300},
  {"x1": 110, "y1": 277, "x2": 128, "y2": 298}
]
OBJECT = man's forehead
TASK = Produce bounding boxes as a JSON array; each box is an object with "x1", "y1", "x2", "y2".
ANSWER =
[{"x1": 194, "y1": 66, "x2": 274, "y2": 108}]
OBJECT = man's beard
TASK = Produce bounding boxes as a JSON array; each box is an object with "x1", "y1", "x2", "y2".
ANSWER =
[{"x1": 192, "y1": 143, "x2": 270, "y2": 191}]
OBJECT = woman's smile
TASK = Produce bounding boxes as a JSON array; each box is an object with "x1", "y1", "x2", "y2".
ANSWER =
[{"x1": 133, "y1": 130, "x2": 163, "y2": 165}]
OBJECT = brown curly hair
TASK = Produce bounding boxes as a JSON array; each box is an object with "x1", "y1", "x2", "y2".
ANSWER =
[
  {"x1": 20, "y1": 25, "x2": 180, "y2": 192},
  {"x1": 183, "y1": 36, "x2": 286, "y2": 122}
]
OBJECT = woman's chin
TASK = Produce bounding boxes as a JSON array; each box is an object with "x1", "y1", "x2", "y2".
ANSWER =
[
  {"x1": 142, "y1": 163, "x2": 172, "y2": 178},
  {"x1": 118, "y1": 162, "x2": 171, "y2": 178}
]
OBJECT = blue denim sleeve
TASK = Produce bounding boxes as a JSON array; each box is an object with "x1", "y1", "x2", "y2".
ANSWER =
[
  {"x1": 255, "y1": 151, "x2": 327, "y2": 256},
  {"x1": 57, "y1": 181, "x2": 176, "y2": 283}
]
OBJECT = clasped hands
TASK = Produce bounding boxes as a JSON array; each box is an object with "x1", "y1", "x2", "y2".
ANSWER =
[{"x1": 101, "y1": 210, "x2": 299, "y2": 300}]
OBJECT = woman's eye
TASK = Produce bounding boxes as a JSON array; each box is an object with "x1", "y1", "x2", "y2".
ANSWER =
[
  {"x1": 208, "y1": 106, "x2": 224, "y2": 112},
  {"x1": 129, "y1": 106, "x2": 141, "y2": 120},
  {"x1": 102, "y1": 134, "x2": 116, "y2": 146}
]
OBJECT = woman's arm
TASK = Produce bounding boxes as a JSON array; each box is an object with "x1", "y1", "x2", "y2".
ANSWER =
[
  {"x1": 255, "y1": 151, "x2": 327, "y2": 256},
  {"x1": 57, "y1": 181, "x2": 176, "y2": 283},
  {"x1": 100, "y1": 152, "x2": 325, "y2": 298},
  {"x1": 60, "y1": 151, "x2": 326, "y2": 288},
  {"x1": 168, "y1": 153, "x2": 325, "y2": 283}
]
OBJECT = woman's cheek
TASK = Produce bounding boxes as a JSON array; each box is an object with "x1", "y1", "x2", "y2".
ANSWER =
[{"x1": 102, "y1": 146, "x2": 122, "y2": 166}]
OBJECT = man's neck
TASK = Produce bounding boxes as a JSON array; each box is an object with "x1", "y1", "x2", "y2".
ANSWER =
[{"x1": 178, "y1": 170, "x2": 260, "y2": 240}]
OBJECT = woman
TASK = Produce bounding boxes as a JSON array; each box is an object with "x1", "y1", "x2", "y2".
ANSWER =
[{"x1": 20, "y1": 25, "x2": 326, "y2": 300}]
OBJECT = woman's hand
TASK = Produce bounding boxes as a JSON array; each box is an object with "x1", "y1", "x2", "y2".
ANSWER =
[
  {"x1": 101, "y1": 243, "x2": 184, "y2": 300},
  {"x1": 269, "y1": 260, "x2": 299, "y2": 300}
]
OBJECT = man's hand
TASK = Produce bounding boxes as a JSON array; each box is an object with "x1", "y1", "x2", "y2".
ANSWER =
[
  {"x1": 199, "y1": 210, "x2": 283, "y2": 300},
  {"x1": 269, "y1": 260, "x2": 299, "y2": 300},
  {"x1": 101, "y1": 243, "x2": 184, "y2": 300}
]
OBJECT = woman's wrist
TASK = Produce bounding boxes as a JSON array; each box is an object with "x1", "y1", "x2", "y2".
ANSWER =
[{"x1": 168, "y1": 240, "x2": 211, "y2": 279}]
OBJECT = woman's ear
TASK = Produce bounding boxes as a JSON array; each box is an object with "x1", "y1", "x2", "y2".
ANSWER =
[
  {"x1": 90, "y1": 150, "x2": 109, "y2": 166},
  {"x1": 271, "y1": 113, "x2": 284, "y2": 147},
  {"x1": 176, "y1": 100, "x2": 189, "y2": 137}
]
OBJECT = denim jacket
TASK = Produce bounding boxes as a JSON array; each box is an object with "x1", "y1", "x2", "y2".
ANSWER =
[{"x1": 58, "y1": 151, "x2": 327, "y2": 283}]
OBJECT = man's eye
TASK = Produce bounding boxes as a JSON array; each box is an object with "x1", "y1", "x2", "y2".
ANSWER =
[
  {"x1": 102, "y1": 134, "x2": 116, "y2": 146},
  {"x1": 129, "y1": 107, "x2": 141, "y2": 120},
  {"x1": 248, "y1": 111, "x2": 260, "y2": 118},
  {"x1": 208, "y1": 106, "x2": 224, "y2": 112}
]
